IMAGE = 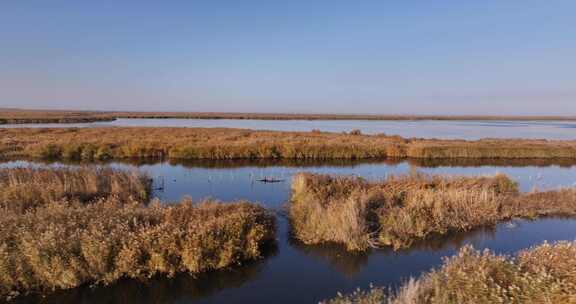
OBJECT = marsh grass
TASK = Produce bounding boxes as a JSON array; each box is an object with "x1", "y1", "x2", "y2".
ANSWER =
[
  {"x1": 0, "y1": 198, "x2": 275, "y2": 300},
  {"x1": 0, "y1": 167, "x2": 151, "y2": 213},
  {"x1": 324, "y1": 241, "x2": 576, "y2": 304},
  {"x1": 5, "y1": 108, "x2": 576, "y2": 122},
  {"x1": 289, "y1": 172, "x2": 576, "y2": 251},
  {"x1": 3, "y1": 128, "x2": 576, "y2": 161},
  {"x1": 0, "y1": 109, "x2": 114, "y2": 124},
  {"x1": 0, "y1": 166, "x2": 275, "y2": 300}
]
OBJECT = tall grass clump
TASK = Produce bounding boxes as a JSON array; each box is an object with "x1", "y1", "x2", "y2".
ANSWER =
[
  {"x1": 0, "y1": 167, "x2": 151, "y2": 213},
  {"x1": 290, "y1": 172, "x2": 576, "y2": 251},
  {"x1": 324, "y1": 241, "x2": 576, "y2": 304},
  {"x1": 0, "y1": 198, "x2": 275, "y2": 300}
]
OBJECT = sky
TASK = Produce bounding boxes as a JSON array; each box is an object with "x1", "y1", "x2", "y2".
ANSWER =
[{"x1": 1, "y1": 1, "x2": 575, "y2": 115}]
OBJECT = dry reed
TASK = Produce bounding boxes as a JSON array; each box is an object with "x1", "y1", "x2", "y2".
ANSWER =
[
  {"x1": 2, "y1": 127, "x2": 576, "y2": 161},
  {"x1": 4, "y1": 108, "x2": 576, "y2": 122},
  {"x1": 324, "y1": 241, "x2": 576, "y2": 304},
  {"x1": 0, "y1": 167, "x2": 151, "y2": 214},
  {"x1": 0, "y1": 108, "x2": 114, "y2": 124},
  {"x1": 0, "y1": 166, "x2": 275, "y2": 300},
  {"x1": 289, "y1": 172, "x2": 576, "y2": 251},
  {"x1": 0, "y1": 198, "x2": 275, "y2": 300}
]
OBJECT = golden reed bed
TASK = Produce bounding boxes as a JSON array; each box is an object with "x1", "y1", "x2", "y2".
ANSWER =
[
  {"x1": 0, "y1": 108, "x2": 114, "y2": 124},
  {"x1": 2, "y1": 127, "x2": 576, "y2": 160},
  {"x1": 3, "y1": 108, "x2": 576, "y2": 123},
  {"x1": 0, "y1": 167, "x2": 151, "y2": 213},
  {"x1": 0, "y1": 167, "x2": 275, "y2": 300},
  {"x1": 289, "y1": 172, "x2": 576, "y2": 251}
]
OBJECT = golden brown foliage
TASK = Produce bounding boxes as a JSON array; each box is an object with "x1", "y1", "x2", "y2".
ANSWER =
[
  {"x1": 4, "y1": 108, "x2": 576, "y2": 122},
  {"x1": 2, "y1": 127, "x2": 576, "y2": 160},
  {"x1": 0, "y1": 108, "x2": 114, "y2": 124},
  {"x1": 324, "y1": 241, "x2": 576, "y2": 304},
  {"x1": 0, "y1": 198, "x2": 275, "y2": 300},
  {"x1": 289, "y1": 172, "x2": 576, "y2": 251},
  {"x1": 0, "y1": 167, "x2": 151, "y2": 213}
]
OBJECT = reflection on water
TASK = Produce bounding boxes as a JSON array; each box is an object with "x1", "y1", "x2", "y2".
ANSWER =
[
  {"x1": 290, "y1": 225, "x2": 499, "y2": 279},
  {"x1": 393, "y1": 225, "x2": 499, "y2": 254},
  {"x1": 3, "y1": 159, "x2": 576, "y2": 303},
  {"x1": 289, "y1": 241, "x2": 371, "y2": 279},
  {"x1": 2, "y1": 118, "x2": 576, "y2": 140}
]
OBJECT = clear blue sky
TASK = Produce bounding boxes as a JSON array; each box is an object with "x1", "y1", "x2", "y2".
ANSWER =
[{"x1": 1, "y1": 1, "x2": 575, "y2": 115}]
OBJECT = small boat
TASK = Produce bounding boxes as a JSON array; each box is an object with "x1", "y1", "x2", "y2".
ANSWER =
[{"x1": 258, "y1": 177, "x2": 285, "y2": 183}]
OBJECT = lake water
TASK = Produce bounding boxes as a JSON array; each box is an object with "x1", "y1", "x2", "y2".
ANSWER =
[
  {"x1": 2, "y1": 118, "x2": 576, "y2": 140},
  {"x1": 4, "y1": 159, "x2": 576, "y2": 304}
]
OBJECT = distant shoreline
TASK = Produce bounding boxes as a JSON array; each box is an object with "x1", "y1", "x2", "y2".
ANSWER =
[{"x1": 2, "y1": 108, "x2": 576, "y2": 124}]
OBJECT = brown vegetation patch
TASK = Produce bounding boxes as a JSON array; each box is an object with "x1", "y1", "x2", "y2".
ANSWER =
[
  {"x1": 0, "y1": 198, "x2": 275, "y2": 300},
  {"x1": 324, "y1": 241, "x2": 576, "y2": 304},
  {"x1": 2, "y1": 127, "x2": 576, "y2": 161},
  {"x1": 289, "y1": 172, "x2": 576, "y2": 251},
  {"x1": 0, "y1": 167, "x2": 151, "y2": 214},
  {"x1": 4, "y1": 108, "x2": 576, "y2": 122},
  {"x1": 0, "y1": 109, "x2": 114, "y2": 124},
  {"x1": 0, "y1": 166, "x2": 275, "y2": 300}
]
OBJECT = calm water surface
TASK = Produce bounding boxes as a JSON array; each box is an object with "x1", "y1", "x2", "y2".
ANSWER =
[
  {"x1": 3, "y1": 118, "x2": 576, "y2": 140},
  {"x1": 4, "y1": 159, "x2": 576, "y2": 304}
]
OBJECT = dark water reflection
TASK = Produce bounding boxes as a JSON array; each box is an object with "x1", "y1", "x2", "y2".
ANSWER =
[{"x1": 4, "y1": 159, "x2": 576, "y2": 303}]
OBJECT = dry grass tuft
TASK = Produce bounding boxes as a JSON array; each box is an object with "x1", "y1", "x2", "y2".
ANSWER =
[
  {"x1": 0, "y1": 167, "x2": 151, "y2": 213},
  {"x1": 324, "y1": 241, "x2": 576, "y2": 304},
  {"x1": 0, "y1": 198, "x2": 275, "y2": 300},
  {"x1": 289, "y1": 172, "x2": 576, "y2": 251}
]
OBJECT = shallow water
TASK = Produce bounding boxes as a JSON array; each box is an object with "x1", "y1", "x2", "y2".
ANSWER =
[
  {"x1": 4, "y1": 159, "x2": 576, "y2": 303},
  {"x1": 3, "y1": 118, "x2": 576, "y2": 140}
]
